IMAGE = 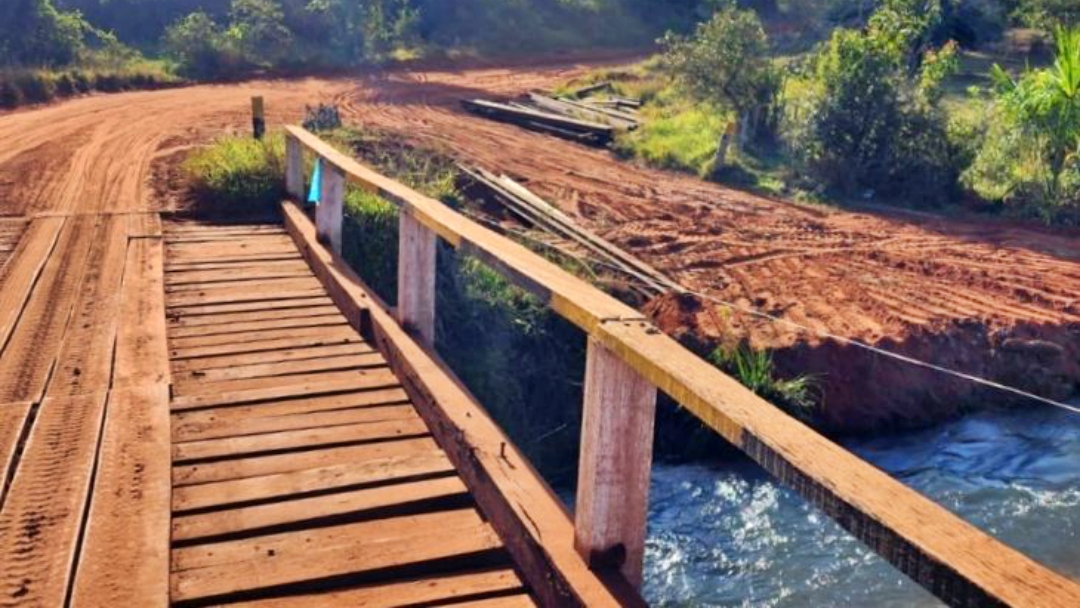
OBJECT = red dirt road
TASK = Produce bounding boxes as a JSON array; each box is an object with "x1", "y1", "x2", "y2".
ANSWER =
[{"x1": 1, "y1": 57, "x2": 1077, "y2": 429}]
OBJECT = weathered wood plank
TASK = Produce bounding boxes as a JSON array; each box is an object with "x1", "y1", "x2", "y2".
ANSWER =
[
  {"x1": 168, "y1": 330, "x2": 362, "y2": 361},
  {"x1": 316, "y1": 163, "x2": 345, "y2": 255},
  {"x1": 168, "y1": 314, "x2": 346, "y2": 339},
  {"x1": 169, "y1": 342, "x2": 375, "y2": 373},
  {"x1": 0, "y1": 392, "x2": 107, "y2": 607},
  {"x1": 172, "y1": 352, "x2": 385, "y2": 389},
  {"x1": 170, "y1": 368, "x2": 400, "y2": 411},
  {"x1": 165, "y1": 276, "x2": 322, "y2": 294},
  {"x1": 168, "y1": 323, "x2": 351, "y2": 350},
  {"x1": 165, "y1": 264, "x2": 312, "y2": 286},
  {"x1": 166, "y1": 304, "x2": 340, "y2": 327},
  {"x1": 164, "y1": 284, "x2": 326, "y2": 308},
  {"x1": 72, "y1": 384, "x2": 170, "y2": 608},
  {"x1": 171, "y1": 509, "x2": 503, "y2": 602},
  {"x1": 173, "y1": 417, "x2": 430, "y2": 462},
  {"x1": 172, "y1": 402, "x2": 418, "y2": 443},
  {"x1": 166, "y1": 296, "x2": 334, "y2": 317},
  {"x1": 173, "y1": 446, "x2": 452, "y2": 510},
  {"x1": 170, "y1": 389, "x2": 411, "y2": 436},
  {"x1": 114, "y1": 237, "x2": 171, "y2": 388},
  {"x1": 0, "y1": 216, "x2": 96, "y2": 403},
  {"x1": 574, "y1": 338, "x2": 657, "y2": 588},
  {"x1": 128, "y1": 212, "x2": 163, "y2": 239},
  {"x1": 0, "y1": 403, "x2": 31, "y2": 507},
  {"x1": 0, "y1": 217, "x2": 64, "y2": 356},
  {"x1": 229, "y1": 567, "x2": 524, "y2": 608},
  {"x1": 172, "y1": 475, "x2": 467, "y2": 542},
  {"x1": 47, "y1": 214, "x2": 128, "y2": 397}
]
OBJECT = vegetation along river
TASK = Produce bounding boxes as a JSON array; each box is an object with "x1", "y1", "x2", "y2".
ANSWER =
[{"x1": 641, "y1": 404, "x2": 1080, "y2": 606}]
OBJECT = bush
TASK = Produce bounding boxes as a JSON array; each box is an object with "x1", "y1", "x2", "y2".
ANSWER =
[
  {"x1": 164, "y1": 11, "x2": 245, "y2": 79},
  {"x1": 343, "y1": 190, "x2": 399, "y2": 303},
  {"x1": 183, "y1": 134, "x2": 285, "y2": 215},
  {"x1": 785, "y1": 2, "x2": 964, "y2": 205}
]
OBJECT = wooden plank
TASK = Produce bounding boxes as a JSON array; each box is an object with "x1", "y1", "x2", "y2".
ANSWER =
[
  {"x1": 0, "y1": 392, "x2": 107, "y2": 606},
  {"x1": 172, "y1": 352, "x2": 385, "y2": 388},
  {"x1": 169, "y1": 342, "x2": 375, "y2": 373},
  {"x1": 171, "y1": 389, "x2": 411, "y2": 437},
  {"x1": 172, "y1": 476, "x2": 468, "y2": 542},
  {"x1": 0, "y1": 403, "x2": 30, "y2": 507},
  {"x1": 168, "y1": 330, "x2": 362, "y2": 361},
  {"x1": 167, "y1": 304, "x2": 340, "y2": 327},
  {"x1": 174, "y1": 417, "x2": 430, "y2": 462},
  {"x1": 316, "y1": 163, "x2": 345, "y2": 255},
  {"x1": 115, "y1": 237, "x2": 171, "y2": 388},
  {"x1": 46, "y1": 214, "x2": 128, "y2": 397},
  {"x1": 170, "y1": 368, "x2": 400, "y2": 411},
  {"x1": 0, "y1": 217, "x2": 64, "y2": 356},
  {"x1": 168, "y1": 313, "x2": 346, "y2": 338},
  {"x1": 165, "y1": 265, "x2": 312, "y2": 286},
  {"x1": 173, "y1": 436, "x2": 439, "y2": 487},
  {"x1": 285, "y1": 128, "x2": 1080, "y2": 606},
  {"x1": 165, "y1": 284, "x2": 325, "y2": 308},
  {"x1": 165, "y1": 276, "x2": 322, "y2": 294},
  {"x1": 171, "y1": 509, "x2": 504, "y2": 602},
  {"x1": 397, "y1": 211, "x2": 437, "y2": 344},
  {"x1": 128, "y1": 212, "x2": 163, "y2": 239},
  {"x1": 574, "y1": 338, "x2": 657, "y2": 588},
  {"x1": 169, "y1": 323, "x2": 351, "y2": 350},
  {"x1": 71, "y1": 384, "x2": 170, "y2": 608},
  {"x1": 282, "y1": 200, "x2": 631, "y2": 607},
  {"x1": 172, "y1": 402, "x2": 418, "y2": 443},
  {"x1": 166, "y1": 296, "x2": 333, "y2": 317},
  {"x1": 173, "y1": 364, "x2": 391, "y2": 398},
  {"x1": 172, "y1": 445, "x2": 452, "y2": 510},
  {"x1": 230, "y1": 567, "x2": 523, "y2": 607},
  {"x1": 0, "y1": 216, "x2": 97, "y2": 403}
]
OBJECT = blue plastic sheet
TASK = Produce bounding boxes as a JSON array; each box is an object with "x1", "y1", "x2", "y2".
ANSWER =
[{"x1": 307, "y1": 157, "x2": 322, "y2": 205}]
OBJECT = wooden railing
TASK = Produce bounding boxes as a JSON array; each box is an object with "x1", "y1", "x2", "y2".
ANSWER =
[{"x1": 284, "y1": 125, "x2": 1080, "y2": 607}]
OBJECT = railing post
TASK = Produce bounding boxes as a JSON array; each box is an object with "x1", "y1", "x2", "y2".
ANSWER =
[
  {"x1": 316, "y1": 162, "x2": 344, "y2": 255},
  {"x1": 397, "y1": 211, "x2": 436, "y2": 344},
  {"x1": 574, "y1": 337, "x2": 657, "y2": 589},
  {"x1": 285, "y1": 136, "x2": 304, "y2": 201}
]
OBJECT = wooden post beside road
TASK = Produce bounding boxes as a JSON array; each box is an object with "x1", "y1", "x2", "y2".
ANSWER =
[
  {"x1": 251, "y1": 96, "x2": 265, "y2": 140},
  {"x1": 316, "y1": 163, "x2": 344, "y2": 255},
  {"x1": 574, "y1": 337, "x2": 657, "y2": 589},
  {"x1": 397, "y1": 211, "x2": 437, "y2": 345}
]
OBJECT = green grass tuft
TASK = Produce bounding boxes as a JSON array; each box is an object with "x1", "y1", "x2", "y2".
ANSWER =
[{"x1": 182, "y1": 134, "x2": 285, "y2": 215}]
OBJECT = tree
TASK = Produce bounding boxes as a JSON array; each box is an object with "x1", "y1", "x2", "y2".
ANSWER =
[
  {"x1": 0, "y1": 0, "x2": 86, "y2": 66},
  {"x1": 164, "y1": 11, "x2": 237, "y2": 78},
  {"x1": 983, "y1": 26, "x2": 1080, "y2": 207},
  {"x1": 661, "y1": 3, "x2": 781, "y2": 144},
  {"x1": 787, "y1": 0, "x2": 962, "y2": 205},
  {"x1": 228, "y1": 0, "x2": 294, "y2": 67}
]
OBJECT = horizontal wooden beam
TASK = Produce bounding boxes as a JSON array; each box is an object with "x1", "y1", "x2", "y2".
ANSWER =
[{"x1": 283, "y1": 126, "x2": 1080, "y2": 608}]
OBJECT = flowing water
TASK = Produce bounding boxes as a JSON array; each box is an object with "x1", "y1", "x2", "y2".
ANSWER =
[{"x1": 642, "y1": 406, "x2": 1080, "y2": 606}]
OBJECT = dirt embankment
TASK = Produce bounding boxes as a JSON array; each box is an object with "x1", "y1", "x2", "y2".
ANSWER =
[{"x1": 1, "y1": 56, "x2": 1077, "y2": 431}]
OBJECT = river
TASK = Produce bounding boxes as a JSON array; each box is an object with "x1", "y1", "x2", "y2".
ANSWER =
[{"x1": 642, "y1": 405, "x2": 1080, "y2": 606}]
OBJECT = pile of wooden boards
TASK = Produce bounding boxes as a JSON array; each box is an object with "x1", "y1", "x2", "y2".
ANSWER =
[
  {"x1": 461, "y1": 165, "x2": 681, "y2": 298},
  {"x1": 461, "y1": 83, "x2": 640, "y2": 147}
]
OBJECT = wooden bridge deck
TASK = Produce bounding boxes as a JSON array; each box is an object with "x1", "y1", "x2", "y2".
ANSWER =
[
  {"x1": 0, "y1": 211, "x2": 604, "y2": 606},
  {"x1": 164, "y1": 221, "x2": 532, "y2": 606}
]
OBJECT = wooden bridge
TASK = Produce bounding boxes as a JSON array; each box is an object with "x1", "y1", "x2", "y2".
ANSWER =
[{"x1": 0, "y1": 125, "x2": 1077, "y2": 607}]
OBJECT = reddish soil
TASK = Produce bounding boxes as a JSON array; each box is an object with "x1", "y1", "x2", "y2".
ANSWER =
[{"x1": 1, "y1": 55, "x2": 1077, "y2": 430}]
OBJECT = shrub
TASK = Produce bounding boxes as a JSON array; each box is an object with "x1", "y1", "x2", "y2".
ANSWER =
[
  {"x1": 786, "y1": 1, "x2": 964, "y2": 205},
  {"x1": 709, "y1": 345, "x2": 818, "y2": 421},
  {"x1": 183, "y1": 134, "x2": 285, "y2": 215},
  {"x1": 343, "y1": 189, "x2": 399, "y2": 303},
  {"x1": 164, "y1": 11, "x2": 245, "y2": 79},
  {"x1": 303, "y1": 104, "x2": 343, "y2": 132},
  {"x1": 660, "y1": 3, "x2": 782, "y2": 144}
]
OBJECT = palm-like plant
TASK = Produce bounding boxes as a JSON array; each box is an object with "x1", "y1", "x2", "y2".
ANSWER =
[{"x1": 992, "y1": 26, "x2": 1080, "y2": 205}]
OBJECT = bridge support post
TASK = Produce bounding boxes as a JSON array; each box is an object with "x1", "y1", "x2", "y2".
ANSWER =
[
  {"x1": 316, "y1": 164, "x2": 344, "y2": 255},
  {"x1": 397, "y1": 211, "x2": 437, "y2": 345},
  {"x1": 574, "y1": 337, "x2": 657, "y2": 589},
  {"x1": 285, "y1": 136, "x2": 304, "y2": 201}
]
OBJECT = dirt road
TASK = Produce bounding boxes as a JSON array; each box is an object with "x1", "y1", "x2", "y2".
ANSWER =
[{"x1": 1, "y1": 57, "x2": 1077, "y2": 429}]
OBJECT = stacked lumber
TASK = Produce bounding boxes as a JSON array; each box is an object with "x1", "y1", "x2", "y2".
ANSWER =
[
  {"x1": 461, "y1": 89, "x2": 641, "y2": 147},
  {"x1": 461, "y1": 165, "x2": 680, "y2": 298}
]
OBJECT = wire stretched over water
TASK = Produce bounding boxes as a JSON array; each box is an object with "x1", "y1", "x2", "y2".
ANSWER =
[{"x1": 469, "y1": 214, "x2": 1080, "y2": 417}]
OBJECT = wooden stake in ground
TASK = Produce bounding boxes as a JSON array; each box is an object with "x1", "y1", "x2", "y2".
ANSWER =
[{"x1": 252, "y1": 96, "x2": 265, "y2": 140}]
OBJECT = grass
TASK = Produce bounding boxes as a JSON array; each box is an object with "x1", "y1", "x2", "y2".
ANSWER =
[
  {"x1": 182, "y1": 134, "x2": 285, "y2": 216},
  {"x1": 708, "y1": 345, "x2": 818, "y2": 422},
  {"x1": 0, "y1": 57, "x2": 181, "y2": 109}
]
